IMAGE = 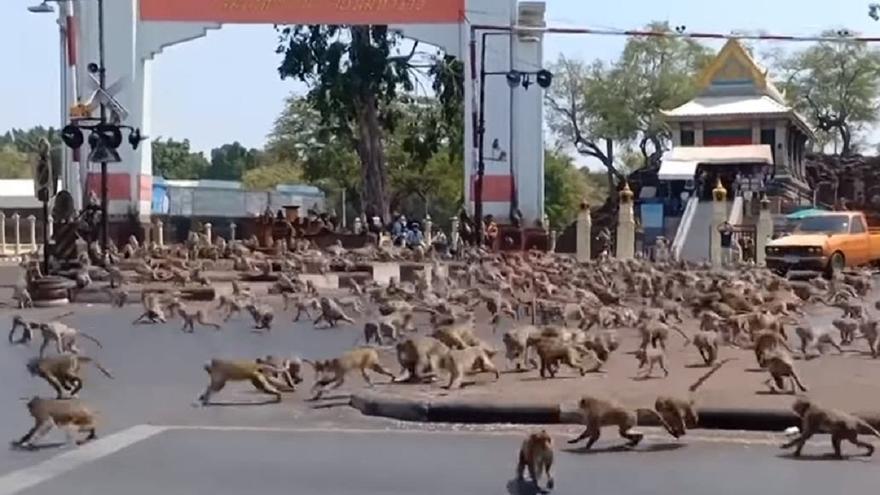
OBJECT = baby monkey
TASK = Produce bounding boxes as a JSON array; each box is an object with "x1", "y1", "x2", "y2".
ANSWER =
[{"x1": 516, "y1": 430, "x2": 555, "y2": 492}]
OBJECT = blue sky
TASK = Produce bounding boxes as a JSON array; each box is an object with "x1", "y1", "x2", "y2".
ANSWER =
[{"x1": 0, "y1": 0, "x2": 874, "y2": 155}]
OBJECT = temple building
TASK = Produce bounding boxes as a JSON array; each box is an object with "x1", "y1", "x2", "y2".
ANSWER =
[{"x1": 659, "y1": 39, "x2": 813, "y2": 202}]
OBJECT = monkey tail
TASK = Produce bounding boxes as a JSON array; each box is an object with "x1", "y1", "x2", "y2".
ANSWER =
[
  {"x1": 688, "y1": 357, "x2": 735, "y2": 393},
  {"x1": 858, "y1": 419, "x2": 880, "y2": 438},
  {"x1": 53, "y1": 311, "x2": 76, "y2": 320},
  {"x1": 78, "y1": 331, "x2": 103, "y2": 348},
  {"x1": 671, "y1": 326, "x2": 691, "y2": 345},
  {"x1": 79, "y1": 357, "x2": 114, "y2": 379},
  {"x1": 635, "y1": 408, "x2": 677, "y2": 438}
]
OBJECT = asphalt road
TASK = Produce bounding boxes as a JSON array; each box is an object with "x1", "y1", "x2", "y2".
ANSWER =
[
  {"x1": 6, "y1": 428, "x2": 879, "y2": 495},
  {"x1": 0, "y1": 302, "x2": 376, "y2": 475}
]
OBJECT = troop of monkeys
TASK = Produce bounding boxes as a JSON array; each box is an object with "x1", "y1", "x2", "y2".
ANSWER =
[{"x1": 6, "y1": 244, "x2": 880, "y2": 477}]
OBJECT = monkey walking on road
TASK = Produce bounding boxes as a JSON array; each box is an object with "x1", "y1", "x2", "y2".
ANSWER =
[
  {"x1": 567, "y1": 396, "x2": 677, "y2": 450},
  {"x1": 781, "y1": 396, "x2": 880, "y2": 458},
  {"x1": 11, "y1": 397, "x2": 98, "y2": 449},
  {"x1": 653, "y1": 358, "x2": 734, "y2": 438},
  {"x1": 516, "y1": 430, "x2": 555, "y2": 491},
  {"x1": 26, "y1": 354, "x2": 114, "y2": 399}
]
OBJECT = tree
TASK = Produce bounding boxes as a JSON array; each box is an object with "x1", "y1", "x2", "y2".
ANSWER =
[
  {"x1": 776, "y1": 32, "x2": 880, "y2": 156},
  {"x1": 543, "y1": 149, "x2": 608, "y2": 229},
  {"x1": 0, "y1": 127, "x2": 63, "y2": 181},
  {"x1": 206, "y1": 142, "x2": 264, "y2": 181},
  {"x1": 242, "y1": 162, "x2": 303, "y2": 190},
  {"x1": 0, "y1": 144, "x2": 32, "y2": 178},
  {"x1": 277, "y1": 25, "x2": 419, "y2": 221},
  {"x1": 546, "y1": 22, "x2": 711, "y2": 194},
  {"x1": 151, "y1": 138, "x2": 209, "y2": 179}
]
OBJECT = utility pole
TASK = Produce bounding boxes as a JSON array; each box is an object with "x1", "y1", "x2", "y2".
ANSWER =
[{"x1": 97, "y1": 0, "x2": 108, "y2": 255}]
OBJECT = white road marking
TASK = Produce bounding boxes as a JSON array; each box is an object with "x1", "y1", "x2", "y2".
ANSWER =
[{"x1": 0, "y1": 424, "x2": 167, "y2": 495}]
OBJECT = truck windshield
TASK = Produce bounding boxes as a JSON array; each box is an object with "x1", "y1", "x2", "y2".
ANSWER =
[{"x1": 794, "y1": 215, "x2": 850, "y2": 234}]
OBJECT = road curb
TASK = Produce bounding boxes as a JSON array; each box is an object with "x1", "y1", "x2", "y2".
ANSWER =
[{"x1": 350, "y1": 393, "x2": 808, "y2": 431}]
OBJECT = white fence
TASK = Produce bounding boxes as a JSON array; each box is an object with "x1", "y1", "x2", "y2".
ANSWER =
[{"x1": 0, "y1": 211, "x2": 39, "y2": 257}]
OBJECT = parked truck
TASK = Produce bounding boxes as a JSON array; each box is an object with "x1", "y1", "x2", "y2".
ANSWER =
[{"x1": 765, "y1": 211, "x2": 880, "y2": 276}]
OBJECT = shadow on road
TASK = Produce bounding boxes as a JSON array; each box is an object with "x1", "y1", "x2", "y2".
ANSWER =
[
  {"x1": 563, "y1": 442, "x2": 684, "y2": 455},
  {"x1": 505, "y1": 478, "x2": 549, "y2": 495},
  {"x1": 777, "y1": 452, "x2": 873, "y2": 462},
  {"x1": 203, "y1": 399, "x2": 280, "y2": 407}
]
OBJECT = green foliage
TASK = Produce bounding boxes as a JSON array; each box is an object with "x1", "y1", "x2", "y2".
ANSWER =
[
  {"x1": 775, "y1": 32, "x2": 880, "y2": 156},
  {"x1": 242, "y1": 161, "x2": 303, "y2": 190},
  {"x1": 151, "y1": 138, "x2": 209, "y2": 179},
  {"x1": 544, "y1": 150, "x2": 607, "y2": 229},
  {"x1": 546, "y1": 21, "x2": 711, "y2": 181},
  {"x1": 0, "y1": 144, "x2": 32, "y2": 178},
  {"x1": 207, "y1": 142, "x2": 264, "y2": 181},
  {"x1": 0, "y1": 127, "x2": 63, "y2": 180}
]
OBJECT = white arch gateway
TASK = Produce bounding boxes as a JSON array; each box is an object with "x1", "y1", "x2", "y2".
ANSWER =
[{"x1": 59, "y1": 0, "x2": 546, "y2": 226}]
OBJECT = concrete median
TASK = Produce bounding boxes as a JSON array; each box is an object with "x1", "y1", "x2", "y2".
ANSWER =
[{"x1": 350, "y1": 393, "x2": 811, "y2": 431}]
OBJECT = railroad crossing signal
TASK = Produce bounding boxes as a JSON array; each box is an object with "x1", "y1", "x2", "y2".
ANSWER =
[
  {"x1": 32, "y1": 138, "x2": 53, "y2": 202},
  {"x1": 83, "y1": 74, "x2": 129, "y2": 123}
]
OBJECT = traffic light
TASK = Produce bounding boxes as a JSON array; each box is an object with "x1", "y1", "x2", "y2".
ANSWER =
[{"x1": 33, "y1": 138, "x2": 53, "y2": 203}]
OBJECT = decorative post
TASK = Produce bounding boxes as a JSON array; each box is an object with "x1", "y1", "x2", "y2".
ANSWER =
[
  {"x1": 204, "y1": 222, "x2": 213, "y2": 245},
  {"x1": 616, "y1": 183, "x2": 635, "y2": 259},
  {"x1": 450, "y1": 216, "x2": 460, "y2": 251},
  {"x1": 576, "y1": 201, "x2": 591, "y2": 262},
  {"x1": 27, "y1": 215, "x2": 37, "y2": 252},
  {"x1": 550, "y1": 230, "x2": 558, "y2": 252},
  {"x1": 155, "y1": 219, "x2": 164, "y2": 247},
  {"x1": 12, "y1": 213, "x2": 20, "y2": 255},
  {"x1": 47, "y1": 215, "x2": 54, "y2": 240},
  {"x1": 229, "y1": 222, "x2": 237, "y2": 241},
  {"x1": 353, "y1": 216, "x2": 363, "y2": 235},
  {"x1": 542, "y1": 213, "x2": 550, "y2": 229},
  {"x1": 711, "y1": 179, "x2": 728, "y2": 267},
  {"x1": 756, "y1": 195, "x2": 773, "y2": 266},
  {"x1": 0, "y1": 212, "x2": 5, "y2": 255},
  {"x1": 423, "y1": 215, "x2": 433, "y2": 246}
]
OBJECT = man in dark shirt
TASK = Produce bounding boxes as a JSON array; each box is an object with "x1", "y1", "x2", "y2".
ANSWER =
[{"x1": 719, "y1": 221, "x2": 733, "y2": 265}]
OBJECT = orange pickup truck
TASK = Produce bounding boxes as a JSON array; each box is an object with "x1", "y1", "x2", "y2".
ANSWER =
[{"x1": 765, "y1": 211, "x2": 880, "y2": 276}]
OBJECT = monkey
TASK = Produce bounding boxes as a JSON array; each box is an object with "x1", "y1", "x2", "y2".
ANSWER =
[
  {"x1": 12, "y1": 397, "x2": 98, "y2": 449},
  {"x1": 246, "y1": 303, "x2": 275, "y2": 331},
  {"x1": 12, "y1": 285, "x2": 33, "y2": 309},
  {"x1": 502, "y1": 326, "x2": 539, "y2": 371},
  {"x1": 635, "y1": 346, "x2": 669, "y2": 379},
  {"x1": 691, "y1": 330, "x2": 720, "y2": 366},
  {"x1": 436, "y1": 345, "x2": 500, "y2": 389},
  {"x1": 567, "y1": 396, "x2": 676, "y2": 449},
  {"x1": 26, "y1": 354, "x2": 114, "y2": 399},
  {"x1": 781, "y1": 396, "x2": 880, "y2": 458},
  {"x1": 653, "y1": 358, "x2": 734, "y2": 438},
  {"x1": 255, "y1": 355, "x2": 303, "y2": 390},
  {"x1": 10, "y1": 315, "x2": 101, "y2": 357},
  {"x1": 133, "y1": 294, "x2": 168, "y2": 324},
  {"x1": 106, "y1": 288, "x2": 128, "y2": 307},
  {"x1": 752, "y1": 329, "x2": 793, "y2": 367},
  {"x1": 859, "y1": 317, "x2": 880, "y2": 358},
  {"x1": 832, "y1": 317, "x2": 859, "y2": 346},
  {"x1": 178, "y1": 306, "x2": 222, "y2": 333},
  {"x1": 313, "y1": 297, "x2": 355, "y2": 328},
  {"x1": 516, "y1": 430, "x2": 555, "y2": 491},
  {"x1": 394, "y1": 337, "x2": 450, "y2": 383},
  {"x1": 291, "y1": 296, "x2": 319, "y2": 322},
  {"x1": 363, "y1": 322, "x2": 384, "y2": 345},
  {"x1": 763, "y1": 350, "x2": 808, "y2": 394},
  {"x1": 335, "y1": 296, "x2": 364, "y2": 315},
  {"x1": 217, "y1": 294, "x2": 249, "y2": 321},
  {"x1": 308, "y1": 347, "x2": 396, "y2": 399},
  {"x1": 197, "y1": 358, "x2": 293, "y2": 405},
  {"x1": 431, "y1": 323, "x2": 485, "y2": 350},
  {"x1": 534, "y1": 338, "x2": 601, "y2": 378},
  {"x1": 794, "y1": 325, "x2": 843, "y2": 358},
  {"x1": 637, "y1": 320, "x2": 689, "y2": 351}
]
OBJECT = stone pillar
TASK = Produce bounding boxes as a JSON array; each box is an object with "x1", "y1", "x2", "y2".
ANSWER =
[
  {"x1": 155, "y1": 219, "x2": 164, "y2": 247},
  {"x1": 229, "y1": 222, "x2": 237, "y2": 241},
  {"x1": 616, "y1": 183, "x2": 635, "y2": 260},
  {"x1": 756, "y1": 195, "x2": 773, "y2": 266},
  {"x1": 47, "y1": 215, "x2": 54, "y2": 239},
  {"x1": 450, "y1": 216, "x2": 460, "y2": 251},
  {"x1": 423, "y1": 215, "x2": 433, "y2": 245},
  {"x1": 711, "y1": 179, "x2": 728, "y2": 267},
  {"x1": 0, "y1": 212, "x2": 5, "y2": 255},
  {"x1": 353, "y1": 217, "x2": 363, "y2": 235},
  {"x1": 204, "y1": 222, "x2": 213, "y2": 244},
  {"x1": 550, "y1": 230, "x2": 558, "y2": 252},
  {"x1": 576, "y1": 201, "x2": 591, "y2": 262},
  {"x1": 27, "y1": 215, "x2": 37, "y2": 252},
  {"x1": 12, "y1": 213, "x2": 20, "y2": 255}
]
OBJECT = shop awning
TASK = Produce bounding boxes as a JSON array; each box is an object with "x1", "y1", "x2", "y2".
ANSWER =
[{"x1": 657, "y1": 160, "x2": 698, "y2": 181}]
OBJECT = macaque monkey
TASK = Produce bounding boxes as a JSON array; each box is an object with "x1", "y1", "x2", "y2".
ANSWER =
[
  {"x1": 255, "y1": 355, "x2": 303, "y2": 390},
  {"x1": 858, "y1": 318, "x2": 880, "y2": 358},
  {"x1": 197, "y1": 358, "x2": 294, "y2": 405},
  {"x1": 781, "y1": 396, "x2": 880, "y2": 458},
  {"x1": 13, "y1": 286, "x2": 33, "y2": 309},
  {"x1": 763, "y1": 350, "x2": 808, "y2": 394},
  {"x1": 567, "y1": 396, "x2": 675, "y2": 449},
  {"x1": 308, "y1": 348, "x2": 395, "y2": 399},
  {"x1": 691, "y1": 330, "x2": 720, "y2": 366},
  {"x1": 832, "y1": 317, "x2": 859, "y2": 346},
  {"x1": 637, "y1": 320, "x2": 689, "y2": 351},
  {"x1": 178, "y1": 307, "x2": 222, "y2": 333},
  {"x1": 534, "y1": 339, "x2": 601, "y2": 378},
  {"x1": 12, "y1": 397, "x2": 98, "y2": 449},
  {"x1": 517, "y1": 430, "x2": 555, "y2": 491},
  {"x1": 10, "y1": 314, "x2": 101, "y2": 357},
  {"x1": 502, "y1": 326, "x2": 539, "y2": 371},
  {"x1": 436, "y1": 346, "x2": 499, "y2": 389},
  {"x1": 653, "y1": 358, "x2": 734, "y2": 438},
  {"x1": 133, "y1": 295, "x2": 168, "y2": 324},
  {"x1": 635, "y1": 346, "x2": 669, "y2": 379},
  {"x1": 27, "y1": 354, "x2": 114, "y2": 398},
  {"x1": 794, "y1": 325, "x2": 842, "y2": 358},
  {"x1": 217, "y1": 295, "x2": 249, "y2": 321},
  {"x1": 246, "y1": 303, "x2": 275, "y2": 331},
  {"x1": 394, "y1": 337, "x2": 450, "y2": 383},
  {"x1": 752, "y1": 330, "x2": 793, "y2": 367},
  {"x1": 313, "y1": 297, "x2": 355, "y2": 327}
]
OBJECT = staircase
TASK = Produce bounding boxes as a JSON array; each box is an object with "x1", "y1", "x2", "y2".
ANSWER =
[{"x1": 674, "y1": 200, "x2": 715, "y2": 262}]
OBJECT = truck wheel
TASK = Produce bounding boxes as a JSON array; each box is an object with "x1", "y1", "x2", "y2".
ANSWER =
[{"x1": 827, "y1": 251, "x2": 845, "y2": 278}]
